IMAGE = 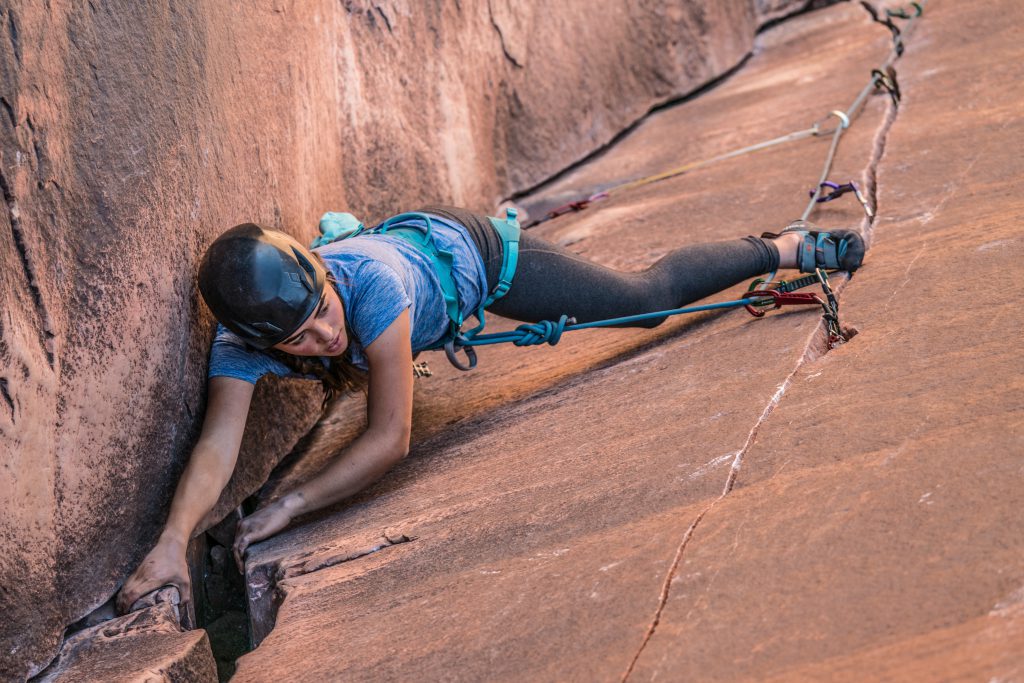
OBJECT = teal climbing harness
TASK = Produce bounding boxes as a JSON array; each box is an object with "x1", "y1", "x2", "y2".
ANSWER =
[{"x1": 312, "y1": 207, "x2": 523, "y2": 366}]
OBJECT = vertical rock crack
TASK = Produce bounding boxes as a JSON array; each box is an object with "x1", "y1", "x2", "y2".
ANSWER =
[
  {"x1": 620, "y1": 363, "x2": 802, "y2": 682},
  {"x1": 0, "y1": 161, "x2": 55, "y2": 368},
  {"x1": 860, "y1": 84, "x2": 901, "y2": 247},
  {"x1": 487, "y1": 1, "x2": 523, "y2": 69},
  {"x1": 620, "y1": 75, "x2": 905, "y2": 682}
]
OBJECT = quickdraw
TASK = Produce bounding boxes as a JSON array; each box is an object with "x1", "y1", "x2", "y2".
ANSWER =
[
  {"x1": 861, "y1": 1, "x2": 923, "y2": 57},
  {"x1": 743, "y1": 289, "x2": 829, "y2": 319},
  {"x1": 815, "y1": 269, "x2": 844, "y2": 347},
  {"x1": 747, "y1": 273, "x2": 844, "y2": 347},
  {"x1": 860, "y1": 1, "x2": 905, "y2": 56},
  {"x1": 808, "y1": 181, "x2": 874, "y2": 218},
  {"x1": 885, "y1": 2, "x2": 923, "y2": 20}
]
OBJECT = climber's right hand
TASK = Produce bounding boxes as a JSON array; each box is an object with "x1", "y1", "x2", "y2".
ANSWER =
[{"x1": 115, "y1": 533, "x2": 191, "y2": 615}]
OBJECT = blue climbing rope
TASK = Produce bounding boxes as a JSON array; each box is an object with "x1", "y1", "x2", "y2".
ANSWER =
[{"x1": 443, "y1": 284, "x2": 836, "y2": 370}]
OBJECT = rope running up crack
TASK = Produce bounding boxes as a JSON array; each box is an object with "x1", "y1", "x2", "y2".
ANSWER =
[{"x1": 520, "y1": 2, "x2": 922, "y2": 230}]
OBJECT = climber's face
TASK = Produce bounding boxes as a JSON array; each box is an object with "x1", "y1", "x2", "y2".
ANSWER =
[{"x1": 273, "y1": 284, "x2": 348, "y2": 357}]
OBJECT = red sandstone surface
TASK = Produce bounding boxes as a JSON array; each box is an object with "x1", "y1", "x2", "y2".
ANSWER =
[
  {"x1": 232, "y1": 2, "x2": 1024, "y2": 681},
  {"x1": 34, "y1": 590, "x2": 217, "y2": 682},
  {"x1": 0, "y1": 1, "x2": 806, "y2": 680},
  {"x1": 4, "y1": 1, "x2": 1022, "y2": 681}
]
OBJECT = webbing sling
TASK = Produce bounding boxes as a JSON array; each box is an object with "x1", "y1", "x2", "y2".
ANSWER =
[
  {"x1": 484, "y1": 210, "x2": 521, "y2": 307},
  {"x1": 375, "y1": 212, "x2": 465, "y2": 335},
  {"x1": 462, "y1": 208, "x2": 521, "y2": 338}
]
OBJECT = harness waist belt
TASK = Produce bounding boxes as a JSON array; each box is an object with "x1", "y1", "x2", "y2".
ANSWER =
[{"x1": 373, "y1": 208, "x2": 522, "y2": 348}]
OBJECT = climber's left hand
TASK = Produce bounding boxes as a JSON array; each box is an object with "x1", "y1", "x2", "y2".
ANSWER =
[{"x1": 232, "y1": 499, "x2": 296, "y2": 572}]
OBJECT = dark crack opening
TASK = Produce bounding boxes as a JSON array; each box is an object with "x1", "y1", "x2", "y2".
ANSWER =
[{"x1": 189, "y1": 531, "x2": 251, "y2": 682}]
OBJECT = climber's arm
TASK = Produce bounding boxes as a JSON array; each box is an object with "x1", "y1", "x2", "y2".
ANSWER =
[
  {"x1": 231, "y1": 309, "x2": 414, "y2": 569},
  {"x1": 116, "y1": 376, "x2": 254, "y2": 613}
]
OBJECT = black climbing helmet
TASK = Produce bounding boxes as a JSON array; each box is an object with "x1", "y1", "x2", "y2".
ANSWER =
[{"x1": 198, "y1": 223, "x2": 327, "y2": 350}]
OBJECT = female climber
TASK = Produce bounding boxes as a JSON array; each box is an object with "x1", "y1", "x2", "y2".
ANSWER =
[{"x1": 115, "y1": 205, "x2": 863, "y2": 613}]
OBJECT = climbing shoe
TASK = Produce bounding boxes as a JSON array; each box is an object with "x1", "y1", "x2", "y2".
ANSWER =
[{"x1": 762, "y1": 220, "x2": 865, "y2": 273}]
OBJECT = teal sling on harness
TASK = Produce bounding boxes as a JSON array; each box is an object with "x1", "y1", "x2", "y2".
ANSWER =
[
  {"x1": 313, "y1": 207, "x2": 521, "y2": 366},
  {"x1": 374, "y1": 212, "x2": 465, "y2": 336},
  {"x1": 483, "y1": 211, "x2": 521, "y2": 308}
]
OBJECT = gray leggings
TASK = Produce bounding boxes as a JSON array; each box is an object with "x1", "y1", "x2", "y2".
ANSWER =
[{"x1": 417, "y1": 206, "x2": 780, "y2": 328}]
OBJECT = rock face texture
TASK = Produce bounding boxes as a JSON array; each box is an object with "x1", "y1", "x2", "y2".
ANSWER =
[
  {"x1": 0, "y1": 0, "x2": 807, "y2": 679},
  {"x1": 35, "y1": 592, "x2": 217, "y2": 683},
  {"x1": 230, "y1": 1, "x2": 1024, "y2": 681}
]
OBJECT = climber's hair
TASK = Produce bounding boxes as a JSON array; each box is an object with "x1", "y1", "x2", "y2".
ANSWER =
[{"x1": 266, "y1": 253, "x2": 367, "y2": 410}]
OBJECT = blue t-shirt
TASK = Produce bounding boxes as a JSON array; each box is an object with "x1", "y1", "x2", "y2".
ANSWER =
[{"x1": 208, "y1": 213, "x2": 488, "y2": 383}]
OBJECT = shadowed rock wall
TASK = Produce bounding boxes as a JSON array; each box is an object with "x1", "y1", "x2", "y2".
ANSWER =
[{"x1": 0, "y1": 0, "x2": 805, "y2": 678}]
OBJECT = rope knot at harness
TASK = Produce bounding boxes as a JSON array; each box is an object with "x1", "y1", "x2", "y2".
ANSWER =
[
  {"x1": 443, "y1": 315, "x2": 576, "y2": 370},
  {"x1": 511, "y1": 315, "x2": 576, "y2": 347}
]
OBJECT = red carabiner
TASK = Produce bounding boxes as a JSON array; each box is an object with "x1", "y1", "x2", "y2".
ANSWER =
[{"x1": 745, "y1": 289, "x2": 824, "y2": 317}]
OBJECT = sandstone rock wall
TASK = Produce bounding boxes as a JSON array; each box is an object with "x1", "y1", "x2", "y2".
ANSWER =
[
  {"x1": 0, "y1": 0, "x2": 806, "y2": 678},
  {"x1": 233, "y1": 2, "x2": 1024, "y2": 679}
]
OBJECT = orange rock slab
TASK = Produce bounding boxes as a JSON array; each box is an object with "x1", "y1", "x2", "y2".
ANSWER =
[
  {"x1": 0, "y1": 0, "x2": 802, "y2": 678},
  {"x1": 627, "y1": 1, "x2": 1024, "y2": 680},
  {"x1": 230, "y1": 3, "x2": 955, "y2": 681}
]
